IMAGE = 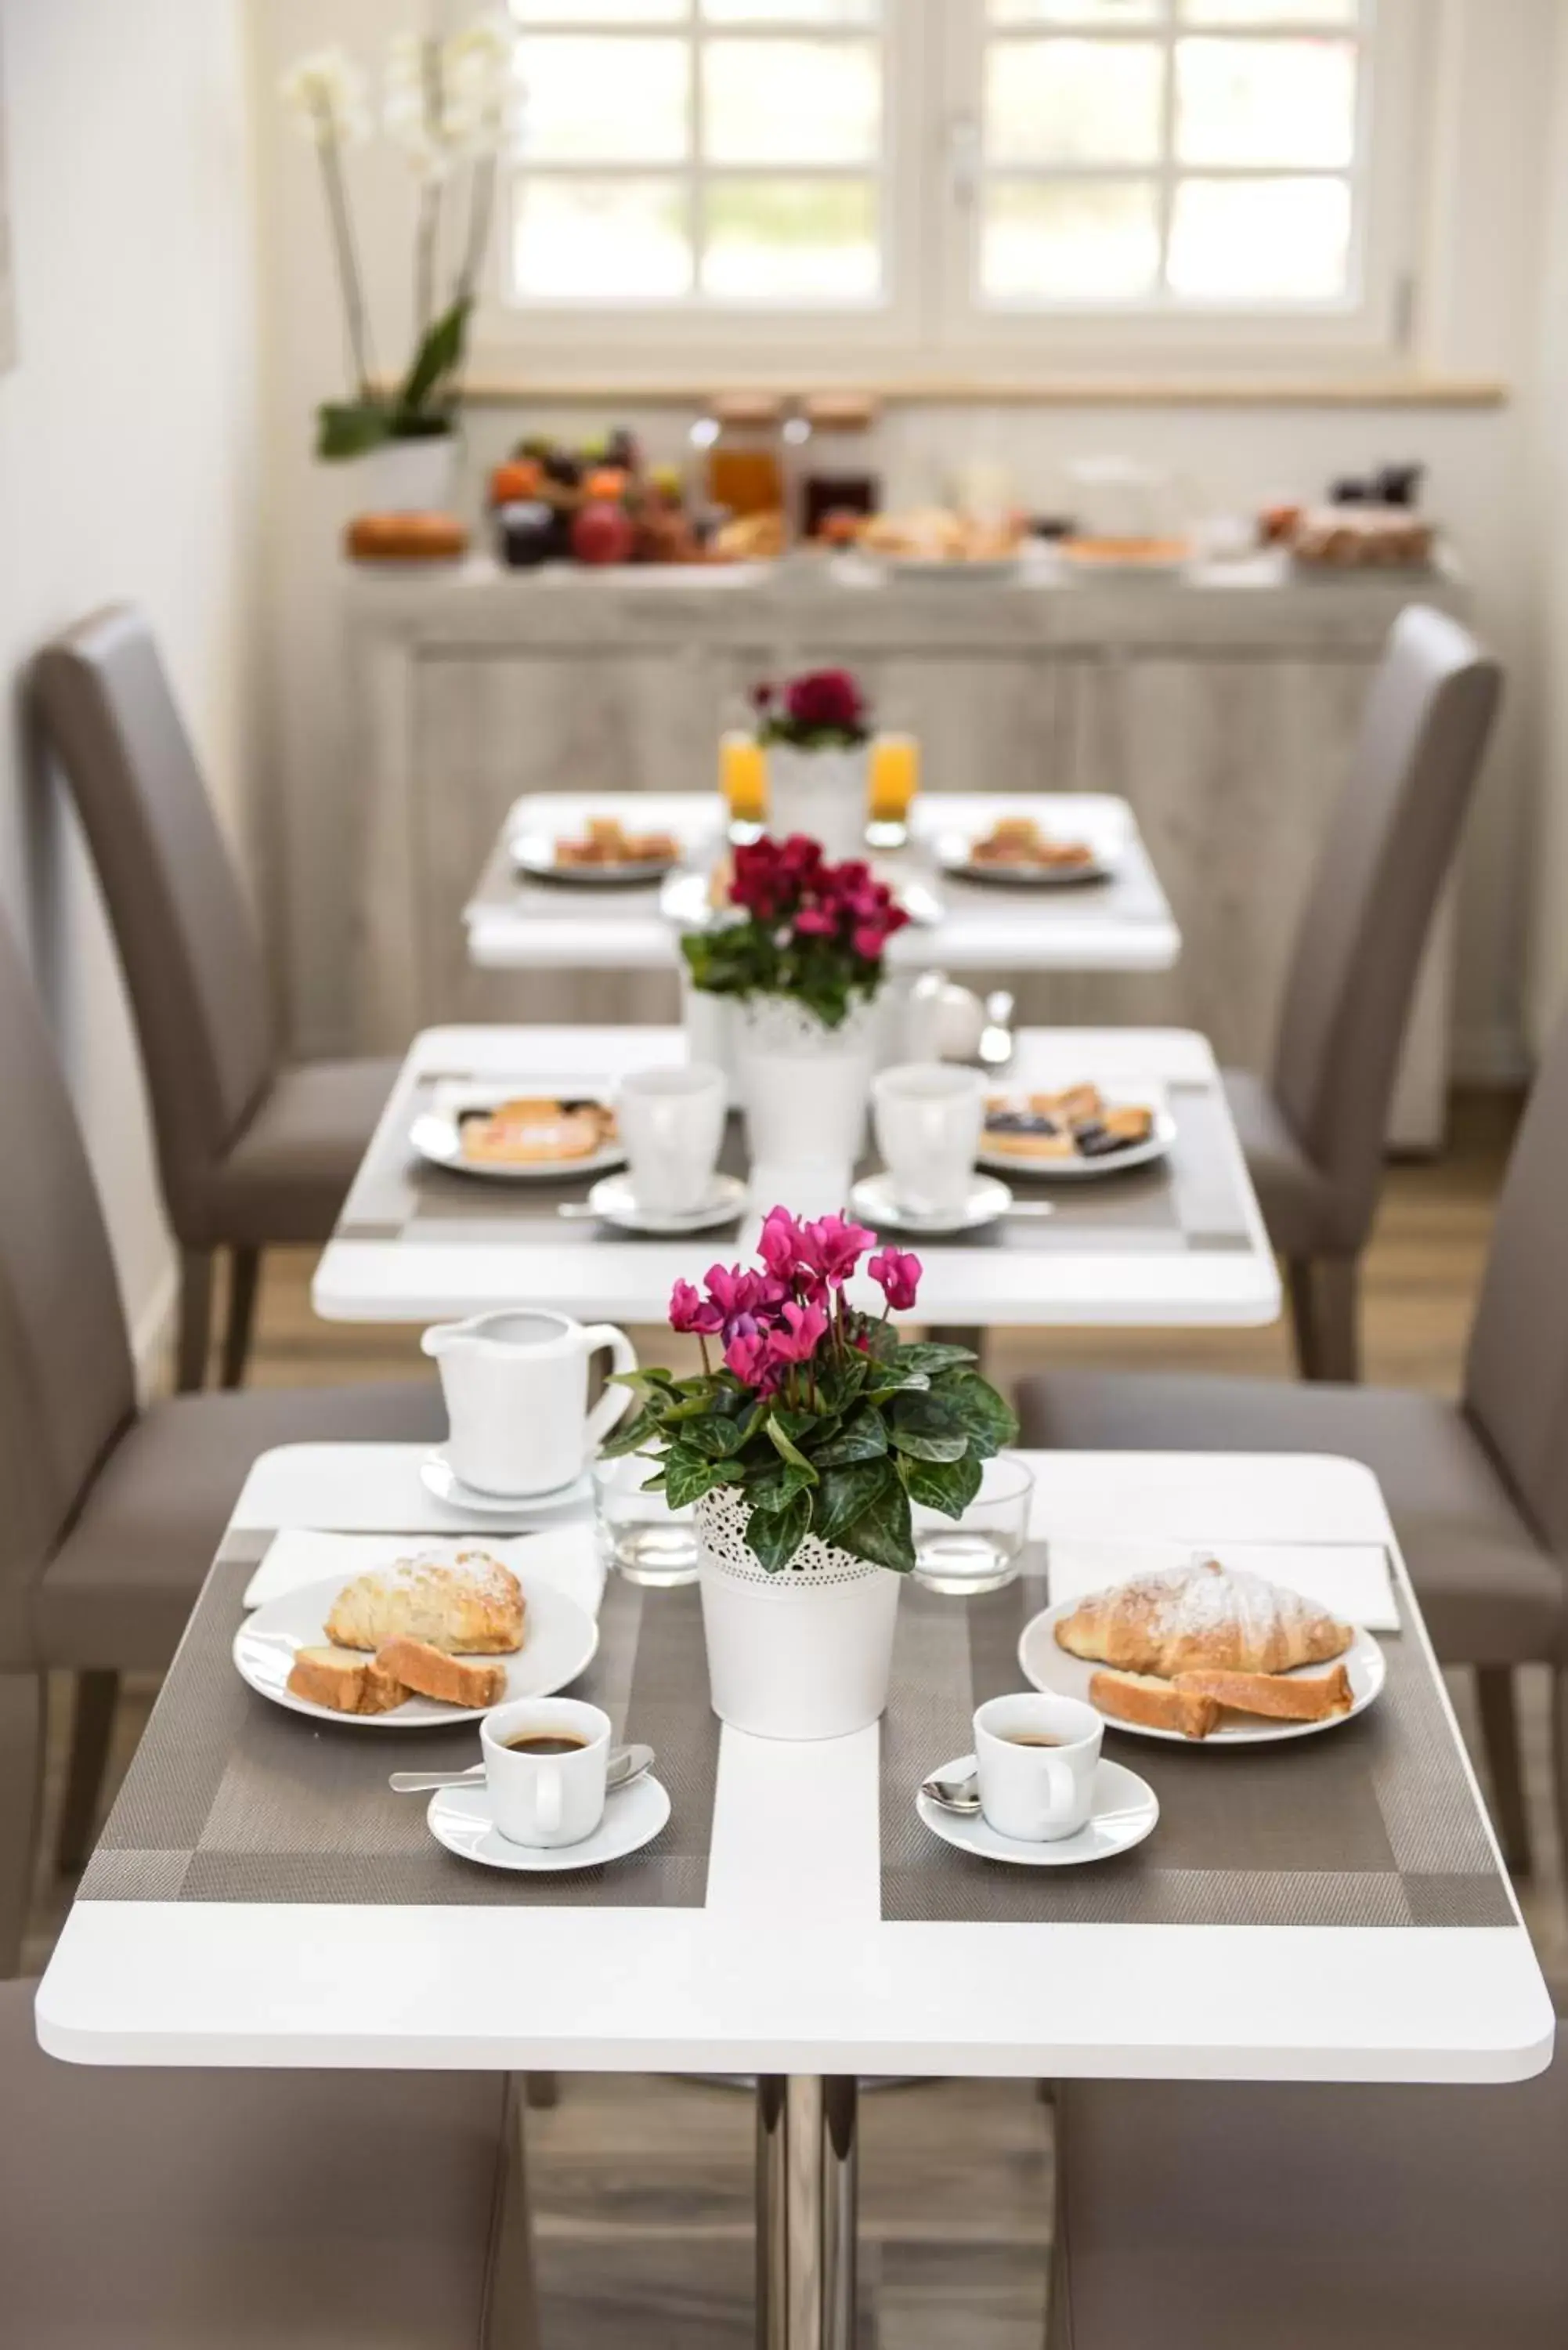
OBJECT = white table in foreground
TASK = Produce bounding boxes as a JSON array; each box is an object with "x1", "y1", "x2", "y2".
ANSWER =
[
  {"x1": 464, "y1": 792, "x2": 1181, "y2": 975},
  {"x1": 312, "y1": 1024, "x2": 1280, "y2": 1331},
  {"x1": 37, "y1": 1444, "x2": 1551, "y2": 2084}
]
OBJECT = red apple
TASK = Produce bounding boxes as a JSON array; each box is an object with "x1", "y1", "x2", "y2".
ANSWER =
[{"x1": 572, "y1": 500, "x2": 636, "y2": 566}]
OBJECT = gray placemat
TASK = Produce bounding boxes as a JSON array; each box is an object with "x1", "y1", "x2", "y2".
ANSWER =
[
  {"x1": 880, "y1": 1564, "x2": 1512, "y2": 1929},
  {"x1": 81, "y1": 1536, "x2": 717, "y2": 1911},
  {"x1": 339, "y1": 1083, "x2": 1252, "y2": 1256}
]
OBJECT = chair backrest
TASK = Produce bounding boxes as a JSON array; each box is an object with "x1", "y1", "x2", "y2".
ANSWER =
[
  {"x1": 30, "y1": 607, "x2": 275, "y2": 1240},
  {"x1": 0, "y1": 913, "x2": 137, "y2": 1600},
  {"x1": 1465, "y1": 998, "x2": 1568, "y2": 1557},
  {"x1": 1270, "y1": 605, "x2": 1501, "y2": 1249}
]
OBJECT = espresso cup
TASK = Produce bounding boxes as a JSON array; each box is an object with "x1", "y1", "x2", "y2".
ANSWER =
[
  {"x1": 872, "y1": 1062, "x2": 986, "y2": 1218},
  {"x1": 481, "y1": 1697, "x2": 611, "y2": 1849},
  {"x1": 616, "y1": 1063, "x2": 727, "y2": 1217},
  {"x1": 974, "y1": 1692, "x2": 1103, "y2": 1843}
]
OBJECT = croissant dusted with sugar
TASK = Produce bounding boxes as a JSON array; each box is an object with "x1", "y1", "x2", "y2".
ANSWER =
[
  {"x1": 325, "y1": 1549, "x2": 525, "y2": 1655},
  {"x1": 1055, "y1": 1560, "x2": 1351, "y2": 1679}
]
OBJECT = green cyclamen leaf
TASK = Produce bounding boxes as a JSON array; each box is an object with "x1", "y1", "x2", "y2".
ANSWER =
[
  {"x1": 684, "y1": 1416, "x2": 749, "y2": 1459},
  {"x1": 807, "y1": 1415, "x2": 888, "y2": 1468},
  {"x1": 597, "y1": 1407, "x2": 659, "y2": 1459},
  {"x1": 894, "y1": 1450, "x2": 984, "y2": 1519},
  {"x1": 840, "y1": 1477, "x2": 916, "y2": 1574},
  {"x1": 887, "y1": 1391, "x2": 969, "y2": 1463},
  {"x1": 746, "y1": 1487, "x2": 812, "y2": 1572},
  {"x1": 813, "y1": 1458, "x2": 896, "y2": 1546},
  {"x1": 930, "y1": 1369, "x2": 1019, "y2": 1458},
  {"x1": 766, "y1": 1415, "x2": 818, "y2": 1480},
  {"x1": 891, "y1": 1341, "x2": 977, "y2": 1376},
  {"x1": 663, "y1": 1450, "x2": 724, "y2": 1509},
  {"x1": 747, "y1": 1463, "x2": 815, "y2": 1513}
]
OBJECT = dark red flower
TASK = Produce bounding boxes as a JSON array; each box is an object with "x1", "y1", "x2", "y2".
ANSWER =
[{"x1": 783, "y1": 669, "x2": 865, "y2": 734}]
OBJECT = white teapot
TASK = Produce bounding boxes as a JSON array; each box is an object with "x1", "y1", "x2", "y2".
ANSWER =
[{"x1": 421, "y1": 1309, "x2": 638, "y2": 1499}]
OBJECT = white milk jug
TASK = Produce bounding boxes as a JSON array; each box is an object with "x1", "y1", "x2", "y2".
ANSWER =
[{"x1": 421, "y1": 1309, "x2": 638, "y2": 1498}]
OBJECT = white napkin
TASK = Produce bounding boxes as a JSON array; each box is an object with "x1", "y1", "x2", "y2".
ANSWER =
[
  {"x1": 1045, "y1": 1539, "x2": 1399, "y2": 1633},
  {"x1": 243, "y1": 1524, "x2": 605, "y2": 1618}
]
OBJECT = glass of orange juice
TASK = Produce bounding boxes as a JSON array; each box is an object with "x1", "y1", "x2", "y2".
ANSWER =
[
  {"x1": 869, "y1": 733, "x2": 919, "y2": 826},
  {"x1": 720, "y1": 731, "x2": 768, "y2": 825}
]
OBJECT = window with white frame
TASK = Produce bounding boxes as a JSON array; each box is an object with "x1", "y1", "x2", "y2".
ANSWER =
[{"x1": 500, "y1": 0, "x2": 1405, "y2": 352}]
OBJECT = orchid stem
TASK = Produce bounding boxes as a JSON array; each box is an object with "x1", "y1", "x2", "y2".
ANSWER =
[{"x1": 314, "y1": 114, "x2": 374, "y2": 398}]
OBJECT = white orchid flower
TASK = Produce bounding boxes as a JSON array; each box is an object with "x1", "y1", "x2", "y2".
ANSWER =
[
  {"x1": 280, "y1": 48, "x2": 371, "y2": 147},
  {"x1": 385, "y1": 31, "x2": 450, "y2": 183},
  {"x1": 442, "y1": 14, "x2": 523, "y2": 158}
]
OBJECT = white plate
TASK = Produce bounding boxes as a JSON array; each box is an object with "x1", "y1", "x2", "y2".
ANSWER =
[
  {"x1": 934, "y1": 831, "x2": 1115, "y2": 889},
  {"x1": 233, "y1": 1570, "x2": 599, "y2": 1730},
  {"x1": 420, "y1": 1452, "x2": 594, "y2": 1520},
  {"x1": 917, "y1": 1756, "x2": 1158, "y2": 1866},
  {"x1": 511, "y1": 830, "x2": 680, "y2": 887},
  {"x1": 880, "y1": 558, "x2": 1022, "y2": 583},
  {"x1": 584, "y1": 1170, "x2": 747, "y2": 1235},
  {"x1": 410, "y1": 1096, "x2": 624, "y2": 1185},
  {"x1": 977, "y1": 1101, "x2": 1175, "y2": 1181},
  {"x1": 428, "y1": 1773, "x2": 670, "y2": 1871},
  {"x1": 849, "y1": 1171, "x2": 1012, "y2": 1236},
  {"x1": 1017, "y1": 1596, "x2": 1387, "y2": 1744}
]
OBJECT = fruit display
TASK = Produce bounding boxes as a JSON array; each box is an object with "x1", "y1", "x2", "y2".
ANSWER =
[{"x1": 489, "y1": 427, "x2": 735, "y2": 571}]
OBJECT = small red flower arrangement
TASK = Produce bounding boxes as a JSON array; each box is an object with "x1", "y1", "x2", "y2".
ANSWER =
[
  {"x1": 681, "y1": 832, "x2": 909, "y2": 1029},
  {"x1": 752, "y1": 667, "x2": 869, "y2": 750},
  {"x1": 601, "y1": 1208, "x2": 1018, "y2": 1573}
]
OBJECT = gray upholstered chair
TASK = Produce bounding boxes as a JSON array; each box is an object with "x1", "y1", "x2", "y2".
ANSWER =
[
  {"x1": 1016, "y1": 993, "x2": 1568, "y2": 1874},
  {"x1": 31, "y1": 605, "x2": 401, "y2": 1390},
  {"x1": 1047, "y1": 2025, "x2": 1566, "y2": 2350},
  {"x1": 4, "y1": 1980, "x2": 538, "y2": 2347},
  {"x1": 1223, "y1": 605, "x2": 1499, "y2": 1381},
  {"x1": 0, "y1": 909, "x2": 443, "y2": 1939}
]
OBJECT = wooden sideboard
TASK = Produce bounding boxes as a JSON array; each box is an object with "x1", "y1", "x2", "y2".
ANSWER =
[{"x1": 349, "y1": 549, "x2": 1468, "y2": 1145}]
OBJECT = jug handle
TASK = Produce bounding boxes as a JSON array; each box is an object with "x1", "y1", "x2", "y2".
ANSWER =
[{"x1": 582, "y1": 1326, "x2": 639, "y2": 1449}]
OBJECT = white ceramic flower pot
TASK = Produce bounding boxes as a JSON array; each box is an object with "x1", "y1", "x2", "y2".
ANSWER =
[
  {"x1": 361, "y1": 433, "x2": 457, "y2": 513},
  {"x1": 733, "y1": 992, "x2": 876, "y2": 1170},
  {"x1": 765, "y1": 743, "x2": 869, "y2": 862},
  {"x1": 695, "y1": 1485, "x2": 901, "y2": 1740}
]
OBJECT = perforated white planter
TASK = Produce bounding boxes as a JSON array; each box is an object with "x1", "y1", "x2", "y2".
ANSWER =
[
  {"x1": 733, "y1": 991, "x2": 878, "y2": 1171},
  {"x1": 764, "y1": 743, "x2": 869, "y2": 862},
  {"x1": 695, "y1": 1485, "x2": 901, "y2": 1741}
]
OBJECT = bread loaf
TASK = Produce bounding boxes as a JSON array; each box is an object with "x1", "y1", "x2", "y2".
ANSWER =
[
  {"x1": 325, "y1": 1550, "x2": 525, "y2": 1655},
  {"x1": 1057, "y1": 1560, "x2": 1351, "y2": 1679}
]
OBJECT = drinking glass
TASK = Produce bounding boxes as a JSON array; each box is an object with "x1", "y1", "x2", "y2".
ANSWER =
[
  {"x1": 593, "y1": 1452, "x2": 699, "y2": 1586},
  {"x1": 912, "y1": 1453, "x2": 1035, "y2": 1596}
]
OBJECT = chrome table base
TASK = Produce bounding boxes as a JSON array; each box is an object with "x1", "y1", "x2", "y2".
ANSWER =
[{"x1": 756, "y1": 2075, "x2": 858, "y2": 2350}]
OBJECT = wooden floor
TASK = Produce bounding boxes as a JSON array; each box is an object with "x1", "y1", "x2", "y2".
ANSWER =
[{"x1": 23, "y1": 1090, "x2": 1565, "y2": 2346}]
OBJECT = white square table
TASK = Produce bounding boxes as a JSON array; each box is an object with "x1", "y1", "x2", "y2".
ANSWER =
[
  {"x1": 464, "y1": 792, "x2": 1181, "y2": 976},
  {"x1": 312, "y1": 1024, "x2": 1281, "y2": 1332},
  {"x1": 36, "y1": 1443, "x2": 1553, "y2": 2346}
]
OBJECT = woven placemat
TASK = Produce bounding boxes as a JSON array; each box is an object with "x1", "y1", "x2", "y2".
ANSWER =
[
  {"x1": 879, "y1": 1565, "x2": 1512, "y2": 1929},
  {"x1": 81, "y1": 1535, "x2": 717, "y2": 1911},
  {"x1": 338, "y1": 1082, "x2": 1252, "y2": 1256}
]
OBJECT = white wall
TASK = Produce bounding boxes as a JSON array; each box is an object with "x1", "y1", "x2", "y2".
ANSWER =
[
  {"x1": 1526, "y1": 16, "x2": 1568, "y2": 1050},
  {"x1": 255, "y1": 0, "x2": 1559, "y2": 1085},
  {"x1": 0, "y1": 0, "x2": 259, "y2": 1370}
]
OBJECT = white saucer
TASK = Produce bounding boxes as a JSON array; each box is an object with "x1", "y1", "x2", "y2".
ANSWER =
[
  {"x1": 1017, "y1": 1596, "x2": 1387, "y2": 1744},
  {"x1": 428, "y1": 1772, "x2": 671, "y2": 1871},
  {"x1": 916, "y1": 1755, "x2": 1158, "y2": 1866},
  {"x1": 586, "y1": 1170, "x2": 747, "y2": 1235},
  {"x1": 233, "y1": 1570, "x2": 598, "y2": 1729},
  {"x1": 420, "y1": 1451, "x2": 593, "y2": 1520},
  {"x1": 850, "y1": 1171, "x2": 1012, "y2": 1236}
]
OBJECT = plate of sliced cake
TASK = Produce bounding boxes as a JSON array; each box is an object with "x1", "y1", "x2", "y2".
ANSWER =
[
  {"x1": 233, "y1": 1549, "x2": 598, "y2": 1727},
  {"x1": 411, "y1": 1086, "x2": 626, "y2": 1183},
  {"x1": 977, "y1": 1084, "x2": 1174, "y2": 1179},
  {"x1": 936, "y1": 816, "x2": 1114, "y2": 887},
  {"x1": 1018, "y1": 1558, "x2": 1385, "y2": 1744},
  {"x1": 514, "y1": 815, "x2": 682, "y2": 886}
]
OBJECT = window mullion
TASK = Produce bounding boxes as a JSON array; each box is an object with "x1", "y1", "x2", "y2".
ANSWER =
[{"x1": 688, "y1": 0, "x2": 705, "y2": 299}]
